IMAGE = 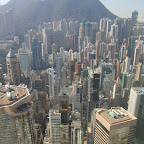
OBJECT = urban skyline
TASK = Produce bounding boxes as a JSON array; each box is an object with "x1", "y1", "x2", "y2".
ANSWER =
[
  {"x1": 0, "y1": 1, "x2": 144, "y2": 144},
  {"x1": 1, "y1": 0, "x2": 144, "y2": 22}
]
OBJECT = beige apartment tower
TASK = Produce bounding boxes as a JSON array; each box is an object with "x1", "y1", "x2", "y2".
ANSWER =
[
  {"x1": 94, "y1": 107, "x2": 137, "y2": 144},
  {"x1": 0, "y1": 84, "x2": 37, "y2": 144},
  {"x1": 6, "y1": 50, "x2": 21, "y2": 85}
]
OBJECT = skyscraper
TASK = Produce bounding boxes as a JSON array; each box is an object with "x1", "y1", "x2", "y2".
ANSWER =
[
  {"x1": 94, "y1": 107, "x2": 137, "y2": 144},
  {"x1": 0, "y1": 65, "x2": 4, "y2": 83},
  {"x1": 0, "y1": 9, "x2": 15, "y2": 37},
  {"x1": 6, "y1": 50, "x2": 21, "y2": 85},
  {"x1": 0, "y1": 84, "x2": 37, "y2": 144},
  {"x1": 132, "y1": 11, "x2": 138, "y2": 28},
  {"x1": 128, "y1": 87, "x2": 144, "y2": 143},
  {"x1": 18, "y1": 49, "x2": 30, "y2": 77},
  {"x1": 49, "y1": 109, "x2": 61, "y2": 144},
  {"x1": 71, "y1": 121, "x2": 83, "y2": 144},
  {"x1": 110, "y1": 24, "x2": 118, "y2": 40},
  {"x1": 31, "y1": 36, "x2": 42, "y2": 70}
]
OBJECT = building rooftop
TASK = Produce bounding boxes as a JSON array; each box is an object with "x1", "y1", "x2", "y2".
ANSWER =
[
  {"x1": 7, "y1": 51, "x2": 16, "y2": 58},
  {"x1": 0, "y1": 85, "x2": 29, "y2": 106},
  {"x1": 96, "y1": 107, "x2": 137, "y2": 131},
  {"x1": 99, "y1": 107, "x2": 132, "y2": 125},
  {"x1": 71, "y1": 121, "x2": 81, "y2": 126},
  {"x1": 132, "y1": 87, "x2": 144, "y2": 95}
]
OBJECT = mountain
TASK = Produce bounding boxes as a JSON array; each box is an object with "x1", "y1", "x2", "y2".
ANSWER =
[{"x1": 0, "y1": 0, "x2": 116, "y2": 34}]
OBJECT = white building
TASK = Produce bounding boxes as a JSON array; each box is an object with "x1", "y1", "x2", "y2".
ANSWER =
[
  {"x1": 71, "y1": 121, "x2": 83, "y2": 144},
  {"x1": 49, "y1": 110, "x2": 61, "y2": 144}
]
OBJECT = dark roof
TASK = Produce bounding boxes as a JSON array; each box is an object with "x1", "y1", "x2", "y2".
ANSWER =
[{"x1": 7, "y1": 51, "x2": 16, "y2": 58}]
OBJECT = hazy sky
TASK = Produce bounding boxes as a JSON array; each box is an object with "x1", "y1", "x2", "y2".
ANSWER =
[
  {"x1": 100, "y1": 0, "x2": 144, "y2": 21},
  {"x1": 0, "y1": 0, "x2": 144, "y2": 21},
  {"x1": 0, "y1": 0, "x2": 10, "y2": 5}
]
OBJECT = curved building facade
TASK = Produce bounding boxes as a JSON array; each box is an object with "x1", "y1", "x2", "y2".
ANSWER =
[{"x1": 0, "y1": 85, "x2": 36, "y2": 144}]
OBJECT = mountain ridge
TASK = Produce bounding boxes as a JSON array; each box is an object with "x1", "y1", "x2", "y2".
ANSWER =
[{"x1": 0, "y1": 0, "x2": 117, "y2": 34}]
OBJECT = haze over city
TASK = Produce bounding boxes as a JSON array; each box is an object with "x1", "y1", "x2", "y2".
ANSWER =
[{"x1": 0, "y1": 0, "x2": 144, "y2": 144}]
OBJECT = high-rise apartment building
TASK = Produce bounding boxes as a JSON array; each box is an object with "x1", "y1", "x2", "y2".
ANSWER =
[
  {"x1": 110, "y1": 24, "x2": 118, "y2": 40},
  {"x1": 94, "y1": 107, "x2": 137, "y2": 144},
  {"x1": 47, "y1": 68, "x2": 58, "y2": 99},
  {"x1": 6, "y1": 50, "x2": 21, "y2": 85},
  {"x1": 0, "y1": 9, "x2": 15, "y2": 37}
]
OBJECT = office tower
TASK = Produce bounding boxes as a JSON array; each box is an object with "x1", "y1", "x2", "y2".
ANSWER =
[
  {"x1": 110, "y1": 24, "x2": 118, "y2": 39},
  {"x1": 0, "y1": 84, "x2": 38, "y2": 144},
  {"x1": 128, "y1": 87, "x2": 144, "y2": 143},
  {"x1": 6, "y1": 50, "x2": 21, "y2": 85},
  {"x1": 49, "y1": 110, "x2": 61, "y2": 144},
  {"x1": 132, "y1": 11, "x2": 138, "y2": 28},
  {"x1": 133, "y1": 47, "x2": 141, "y2": 65},
  {"x1": 0, "y1": 65, "x2": 3, "y2": 83},
  {"x1": 72, "y1": 85, "x2": 82, "y2": 113},
  {"x1": 93, "y1": 107, "x2": 137, "y2": 144},
  {"x1": 18, "y1": 49, "x2": 30, "y2": 77},
  {"x1": 58, "y1": 92, "x2": 69, "y2": 124},
  {"x1": 87, "y1": 69, "x2": 100, "y2": 122},
  {"x1": 31, "y1": 36, "x2": 42, "y2": 70},
  {"x1": 71, "y1": 121, "x2": 83, "y2": 144}
]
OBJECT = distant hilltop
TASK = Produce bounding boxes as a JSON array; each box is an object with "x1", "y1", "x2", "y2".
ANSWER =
[{"x1": 0, "y1": 0, "x2": 116, "y2": 34}]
